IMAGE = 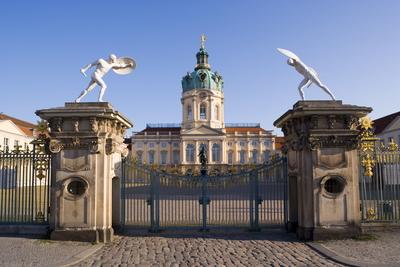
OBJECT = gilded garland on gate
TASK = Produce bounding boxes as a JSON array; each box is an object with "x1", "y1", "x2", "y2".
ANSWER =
[
  {"x1": 359, "y1": 116, "x2": 400, "y2": 177},
  {"x1": 359, "y1": 116, "x2": 377, "y2": 177}
]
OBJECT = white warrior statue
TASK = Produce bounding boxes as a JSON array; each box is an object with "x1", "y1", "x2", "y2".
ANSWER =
[
  {"x1": 75, "y1": 54, "x2": 136, "y2": 103},
  {"x1": 277, "y1": 48, "x2": 336, "y2": 101}
]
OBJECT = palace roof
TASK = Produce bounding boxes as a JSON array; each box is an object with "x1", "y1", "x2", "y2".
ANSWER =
[
  {"x1": 181, "y1": 46, "x2": 224, "y2": 92},
  {"x1": 0, "y1": 113, "x2": 36, "y2": 137},
  {"x1": 134, "y1": 123, "x2": 271, "y2": 136},
  {"x1": 373, "y1": 111, "x2": 400, "y2": 134}
]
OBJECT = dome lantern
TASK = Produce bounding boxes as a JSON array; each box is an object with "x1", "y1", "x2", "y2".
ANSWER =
[{"x1": 181, "y1": 35, "x2": 224, "y2": 92}]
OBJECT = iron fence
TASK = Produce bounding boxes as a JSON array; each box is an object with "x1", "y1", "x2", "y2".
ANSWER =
[
  {"x1": 360, "y1": 147, "x2": 400, "y2": 223},
  {"x1": 121, "y1": 157, "x2": 288, "y2": 231},
  {"x1": 0, "y1": 138, "x2": 51, "y2": 224},
  {"x1": 359, "y1": 117, "x2": 400, "y2": 223}
]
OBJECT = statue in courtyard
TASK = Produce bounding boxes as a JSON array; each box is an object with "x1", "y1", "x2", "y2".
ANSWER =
[
  {"x1": 198, "y1": 146, "x2": 208, "y2": 166},
  {"x1": 75, "y1": 54, "x2": 136, "y2": 103},
  {"x1": 277, "y1": 48, "x2": 336, "y2": 101}
]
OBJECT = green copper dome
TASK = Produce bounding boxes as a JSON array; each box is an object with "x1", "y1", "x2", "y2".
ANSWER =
[{"x1": 182, "y1": 47, "x2": 224, "y2": 92}]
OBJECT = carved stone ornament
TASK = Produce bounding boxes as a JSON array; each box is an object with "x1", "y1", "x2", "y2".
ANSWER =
[
  {"x1": 50, "y1": 118, "x2": 63, "y2": 132},
  {"x1": 89, "y1": 140, "x2": 101, "y2": 154},
  {"x1": 310, "y1": 116, "x2": 319, "y2": 129},
  {"x1": 284, "y1": 134, "x2": 358, "y2": 152},
  {"x1": 328, "y1": 115, "x2": 336, "y2": 129},
  {"x1": 120, "y1": 125, "x2": 126, "y2": 136},
  {"x1": 105, "y1": 138, "x2": 116, "y2": 155},
  {"x1": 345, "y1": 115, "x2": 358, "y2": 130},
  {"x1": 89, "y1": 118, "x2": 99, "y2": 133},
  {"x1": 49, "y1": 139, "x2": 63, "y2": 153},
  {"x1": 308, "y1": 135, "x2": 358, "y2": 150},
  {"x1": 118, "y1": 143, "x2": 129, "y2": 157},
  {"x1": 71, "y1": 137, "x2": 81, "y2": 147},
  {"x1": 48, "y1": 137, "x2": 102, "y2": 154},
  {"x1": 72, "y1": 119, "x2": 80, "y2": 133},
  {"x1": 98, "y1": 118, "x2": 106, "y2": 129}
]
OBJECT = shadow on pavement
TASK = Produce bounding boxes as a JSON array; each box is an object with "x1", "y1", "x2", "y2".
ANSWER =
[{"x1": 117, "y1": 227, "x2": 301, "y2": 242}]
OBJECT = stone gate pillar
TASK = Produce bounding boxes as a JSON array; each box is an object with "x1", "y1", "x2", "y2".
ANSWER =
[
  {"x1": 274, "y1": 101, "x2": 371, "y2": 240},
  {"x1": 36, "y1": 102, "x2": 132, "y2": 242}
]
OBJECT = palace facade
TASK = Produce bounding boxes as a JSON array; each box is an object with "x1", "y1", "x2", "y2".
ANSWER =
[{"x1": 129, "y1": 40, "x2": 278, "y2": 169}]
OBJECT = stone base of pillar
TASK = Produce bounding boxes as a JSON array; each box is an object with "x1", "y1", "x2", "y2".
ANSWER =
[
  {"x1": 286, "y1": 221, "x2": 298, "y2": 233},
  {"x1": 296, "y1": 226, "x2": 314, "y2": 241},
  {"x1": 50, "y1": 228, "x2": 114, "y2": 243},
  {"x1": 313, "y1": 225, "x2": 361, "y2": 240},
  {"x1": 296, "y1": 226, "x2": 361, "y2": 241}
]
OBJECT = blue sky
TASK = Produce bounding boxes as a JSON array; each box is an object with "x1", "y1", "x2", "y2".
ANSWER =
[{"x1": 1, "y1": 1, "x2": 400, "y2": 135}]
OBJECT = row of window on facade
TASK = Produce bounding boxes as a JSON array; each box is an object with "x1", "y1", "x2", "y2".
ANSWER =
[
  {"x1": 184, "y1": 143, "x2": 270, "y2": 164},
  {"x1": 135, "y1": 146, "x2": 270, "y2": 165},
  {"x1": 136, "y1": 150, "x2": 180, "y2": 165},
  {"x1": 186, "y1": 103, "x2": 219, "y2": 120},
  {"x1": 135, "y1": 140, "x2": 272, "y2": 149},
  {"x1": 2, "y1": 138, "x2": 29, "y2": 150}
]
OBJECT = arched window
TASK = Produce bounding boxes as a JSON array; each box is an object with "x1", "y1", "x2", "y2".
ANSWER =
[
  {"x1": 187, "y1": 105, "x2": 192, "y2": 120},
  {"x1": 251, "y1": 150, "x2": 258, "y2": 163},
  {"x1": 172, "y1": 150, "x2": 180, "y2": 164},
  {"x1": 239, "y1": 151, "x2": 245, "y2": 164},
  {"x1": 212, "y1": 143, "x2": 220, "y2": 162},
  {"x1": 186, "y1": 144, "x2": 195, "y2": 163},
  {"x1": 148, "y1": 151, "x2": 155, "y2": 164},
  {"x1": 227, "y1": 150, "x2": 233, "y2": 164},
  {"x1": 160, "y1": 151, "x2": 168, "y2": 165},
  {"x1": 199, "y1": 143, "x2": 207, "y2": 152},
  {"x1": 200, "y1": 103, "x2": 207, "y2": 120},
  {"x1": 136, "y1": 151, "x2": 143, "y2": 164},
  {"x1": 263, "y1": 150, "x2": 270, "y2": 162},
  {"x1": 214, "y1": 105, "x2": 219, "y2": 120}
]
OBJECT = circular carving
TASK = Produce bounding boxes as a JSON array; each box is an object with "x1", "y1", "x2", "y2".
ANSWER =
[
  {"x1": 49, "y1": 139, "x2": 62, "y2": 153},
  {"x1": 67, "y1": 179, "x2": 87, "y2": 196}
]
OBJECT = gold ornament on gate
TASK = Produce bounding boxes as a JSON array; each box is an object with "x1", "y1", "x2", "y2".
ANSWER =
[
  {"x1": 366, "y1": 208, "x2": 376, "y2": 220},
  {"x1": 359, "y1": 116, "x2": 378, "y2": 177},
  {"x1": 387, "y1": 139, "x2": 399, "y2": 152}
]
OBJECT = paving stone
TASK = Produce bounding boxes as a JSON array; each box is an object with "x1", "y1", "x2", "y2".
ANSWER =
[{"x1": 73, "y1": 230, "x2": 344, "y2": 266}]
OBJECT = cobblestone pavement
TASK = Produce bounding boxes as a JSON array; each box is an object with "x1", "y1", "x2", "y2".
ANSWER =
[
  {"x1": 0, "y1": 236, "x2": 94, "y2": 267},
  {"x1": 322, "y1": 229, "x2": 400, "y2": 265},
  {"x1": 75, "y1": 229, "x2": 343, "y2": 267}
]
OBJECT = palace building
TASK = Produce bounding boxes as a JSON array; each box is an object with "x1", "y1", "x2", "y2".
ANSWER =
[
  {"x1": 0, "y1": 113, "x2": 36, "y2": 151},
  {"x1": 129, "y1": 38, "x2": 278, "y2": 170}
]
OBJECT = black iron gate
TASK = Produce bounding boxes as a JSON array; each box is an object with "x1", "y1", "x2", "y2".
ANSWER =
[
  {"x1": 0, "y1": 136, "x2": 51, "y2": 225},
  {"x1": 121, "y1": 157, "x2": 288, "y2": 231}
]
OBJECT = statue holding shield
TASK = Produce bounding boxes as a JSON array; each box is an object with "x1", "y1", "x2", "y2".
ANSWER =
[
  {"x1": 75, "y1": 54, "x2": 136, "y2": 103},
  {"x1": 277, "y1": 48, "x2": 336, "y2": 101}
]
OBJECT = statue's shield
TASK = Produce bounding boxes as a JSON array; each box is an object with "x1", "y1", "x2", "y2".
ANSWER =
[
  {"x1": 113, "y1": 57, "x2": 136, "y2": 75},
  {"x1": 277, "y1": 48, "x2": 300, "y2": 62}
]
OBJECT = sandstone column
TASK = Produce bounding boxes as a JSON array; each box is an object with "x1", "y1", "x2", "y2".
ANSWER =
[
  {"x1": 274, "y1": 100, "x2": 371, "y2": 240},
  {"x1": 36, "y1": 102, "x2": 132, "y2": 243}
]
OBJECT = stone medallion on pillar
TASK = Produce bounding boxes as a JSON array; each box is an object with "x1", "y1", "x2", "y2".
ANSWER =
[
  {"x1": 274, "y1": 100, "x2": 371, "y2": 240},
  {"x1": 36, "y1": 102, "x2": 132, "y2": 243}
]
